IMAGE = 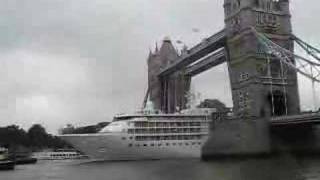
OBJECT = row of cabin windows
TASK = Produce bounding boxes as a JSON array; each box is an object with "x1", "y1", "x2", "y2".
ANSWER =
[
  {"x1": 129, "y1": 126, "x2": 207, "y2": 130},
  {"x1": 128, "y1": 142, "x2": 202, "y2": 147},
  {"x1": 128, "y1": 128, "x2": 207, "y2": 134},
  {"x1": 50, "y1": 154, "x2": 79, "y2": 157},
  {"x1": 133, "y1": 121, "x2": 204, "y2": 128},
  {"x1": 134, "y1": 135, "x2": 204, "y2": 141}
]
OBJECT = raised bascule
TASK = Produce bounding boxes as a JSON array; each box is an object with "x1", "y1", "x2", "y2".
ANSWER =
[{"x1": 145, "y1": 0, "x2": 320, "y2": 158}]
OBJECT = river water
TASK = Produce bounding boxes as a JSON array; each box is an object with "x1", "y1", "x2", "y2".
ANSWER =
[{"x1": 1, "y1": 156, "x2": 320, "y2": 180}]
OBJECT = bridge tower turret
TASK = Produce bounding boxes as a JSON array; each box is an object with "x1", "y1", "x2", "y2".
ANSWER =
[{"x1": 224, "y1": 0, "x2": 300, "y2": 118}]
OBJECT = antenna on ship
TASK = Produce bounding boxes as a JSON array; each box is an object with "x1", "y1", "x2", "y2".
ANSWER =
[
  {"x1": 185, "y1": 84, "x2": 201, "y2": 110},
  {"x1": 142, "y1": 87, "x2": 149, "y2": 110}
]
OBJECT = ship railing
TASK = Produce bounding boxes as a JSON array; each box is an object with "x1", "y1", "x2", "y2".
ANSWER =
[
  {"x1": 132, "y1": 132, "x2": 208, "y2": 136},
  {"x1": 130, "y1": 126, "x2": 208, "y2": 129}
]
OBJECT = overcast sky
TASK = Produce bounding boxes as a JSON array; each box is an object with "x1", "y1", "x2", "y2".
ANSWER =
[{"x1": 0, "y1": 0, "x2": 319, "y2": 133}]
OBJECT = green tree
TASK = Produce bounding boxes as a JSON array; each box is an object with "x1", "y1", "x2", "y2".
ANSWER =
[
  {"x1": 0, "y1": 125, "x2": 30, "y2": 148},
  {"x1": 197, "y1": 99, "x2": 229, "y2": 112},
  {"x1": 27, "y1": 124, "x2": 49, "y2": 148}
]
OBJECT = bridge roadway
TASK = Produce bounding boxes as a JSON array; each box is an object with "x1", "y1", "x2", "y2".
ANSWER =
[
  {"x1": 158, "y1": 29, "x2": 226, "y2": 77},
  {"x1": 270, "y1": 113, "x2": 320, "y2": 126},
  {"x1": 212, "y1": 112, "x2": 320, "y2": 126}
]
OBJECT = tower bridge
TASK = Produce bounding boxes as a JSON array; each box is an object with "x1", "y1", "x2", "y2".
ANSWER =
[{"x1": 145, "y1": 0, "x2": 320, "y2": 157}]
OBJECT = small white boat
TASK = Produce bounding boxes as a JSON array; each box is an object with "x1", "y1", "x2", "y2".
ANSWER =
[
  {"x1": 0, "y1": 147, "x2": 14, "y2": 170},
  {"x1": 32, "y1": 149, "x2": 88, "y2": 160}
]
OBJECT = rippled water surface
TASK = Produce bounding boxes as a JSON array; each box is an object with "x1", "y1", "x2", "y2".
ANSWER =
[{"x1": 2, "y1": 156, "x2": 320, "y2": 180}]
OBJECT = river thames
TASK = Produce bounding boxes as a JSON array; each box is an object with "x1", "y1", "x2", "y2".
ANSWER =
[{"x1": 1, "y1": 155, "x2": 320, "y2": 180}]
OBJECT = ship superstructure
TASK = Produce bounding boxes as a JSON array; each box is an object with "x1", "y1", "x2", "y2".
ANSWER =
[{"x1": 60, "y1": 109, "x2": 213, "y2": 161}]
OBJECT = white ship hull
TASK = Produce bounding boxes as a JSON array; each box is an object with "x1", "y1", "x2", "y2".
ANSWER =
[
  {"x1": 60, "y1": 133, "x2": 208, "y2": 161},
  {"x1": 60, "y1": 109, "x2": 214, "y2": 161}
]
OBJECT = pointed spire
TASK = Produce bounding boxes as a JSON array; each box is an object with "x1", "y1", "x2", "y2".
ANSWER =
[
  {"x1": 181, "y1": 45, "x2": 189, "y2": 55},
  {"x1": 155, "y1": 42, "x2": 159, "y2": 53},
  {"x1": 148, "y1": 49, "x2": 152, "y2": 58},
  {"x1": 147, "y1": 47, "x2": 154, "y2": 62},
  {"x1": 163, "y1": 36, "x2": 171, "y2": 42},
  {"x1": 156, "y1": 36, "x2": 179, "y2": 65}
]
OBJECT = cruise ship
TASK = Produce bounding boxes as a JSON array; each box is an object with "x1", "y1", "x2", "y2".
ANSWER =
[{"x1": 59, "y1": 109, "x2": 213, "y2": 161}]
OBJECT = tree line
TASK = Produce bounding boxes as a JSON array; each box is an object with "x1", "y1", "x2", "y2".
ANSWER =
[{"x1": 0, "y1": 124, "x2": 70, "y2": 151}]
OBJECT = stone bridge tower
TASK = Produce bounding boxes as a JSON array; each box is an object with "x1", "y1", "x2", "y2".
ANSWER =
[
  {"x1": 148, "y1": 38, "x2": 190, "y2": 113},
  {"x1": 224, "y1": 0, "x2": 300, "y2": 118},
  {"x1": 202, "y1": 0, "x2": 301, "y2": 158}
]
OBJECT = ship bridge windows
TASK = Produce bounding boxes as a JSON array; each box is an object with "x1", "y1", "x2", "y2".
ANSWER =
[
  {"x1": 99, "y1": 121, "x2": 129, "y2": 133},
  {"x1": 128, "y1": 129, "x2": 134, "y2": 134}
]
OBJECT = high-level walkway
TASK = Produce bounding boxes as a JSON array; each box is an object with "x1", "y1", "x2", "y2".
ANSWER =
[{"x1": 158, "y1": 29, "x2": 226, "y2": 77}]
